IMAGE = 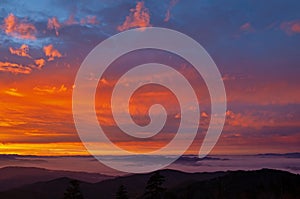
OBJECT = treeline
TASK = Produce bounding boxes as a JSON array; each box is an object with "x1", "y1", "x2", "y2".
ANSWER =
[
  {"x1": 63, "y1": 171, "x2": 168, "y2": 199},
  {"x1": 62, "y1": 169, "x2": 300, "y2": 199}
]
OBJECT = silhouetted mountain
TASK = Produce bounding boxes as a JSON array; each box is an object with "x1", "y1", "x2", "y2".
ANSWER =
[
  {"x1": 0, "y1": 168, "x2": 299, "y2": 199},
  {"x1": 165, "y1": 169, "x2": 300, "y2": 199},
  {"x1": 82, "y1": 169, "x2": 226, "y2": 199},
  {"x1": 0, "y1": 169, "x2": 225, "y2": 199},
  {"x1": 0, "y1": 166, "x2": 112, "y2": 191},
  {"x1": 257, "y1": 152, "x2": 300, "y2": 158},
  {"x1": 0, "y1": 177, "x2": 74, "y2": 199}
]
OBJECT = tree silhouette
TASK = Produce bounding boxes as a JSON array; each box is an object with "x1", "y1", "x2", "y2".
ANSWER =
[
  {"x1": 63, "y1": 179, "x2": 84, "y2": 199},
  {"x1": 144, "y1": 171, "x2": 166, "y2": 199},
  {"x1": 115, "y1": 184, "x2": 129, "y2": 199}
]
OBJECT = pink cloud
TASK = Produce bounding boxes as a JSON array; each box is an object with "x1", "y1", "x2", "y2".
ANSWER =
[
  {"x1": 48, "y1": 15, "x2": 99, "y2": 36},
  {"x1": 117, "y1": 1, "x2": 151, "y2": 31},
  {"x1": 164, "y1": 0, "x2": 179, "y2": 22},
  {"x1": 281, "y1": 20, "x2": 300, "y2": 35},
  {"x1": 64, "y1": 15, "x2": 78, "y2": 26},
  {"x1": 0, "y1": 61, "x2": 32, "y2": 74},
  {"x1": 2, "y1": 13, "x2": 37, "y2": 40},
  {"x1": 240, "y1": 22, "x2": 254, "y2": 32},
  {"x1": 43, "y1": 44, "x2": 62, "y2": 61},
  {"x1": 47, "y1": 17, "x2": 61, "y2": 36},
  {"x1": 291, "y1": 23, "x2": 300, "y2": 32},
  {"x1": 80, "y1": 16, "x2": 99, "y2": 25},
  {"x1": 201, "y1": 111, "x2": 209, "y2": 118},
  {"x1": 164, "y1": 10, "x2": 171, "y2": 22},
  {"x1": 224, "y1": 110, "x2": 291, "y2": 129},
  {"x1": 9, "y1": 44, "x2": 31, "y2": 58},
  {"x1": 34, "y1": 58, "x2": 46, "y2": 69}
]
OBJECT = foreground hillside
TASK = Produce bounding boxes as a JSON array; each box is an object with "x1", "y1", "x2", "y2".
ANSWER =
[
  {"x1": 0, "y1": 166, "x2": 112, "y2": 191},
  {"x1": 0, "y1": 168, "x2": 299, "y2": 199}
]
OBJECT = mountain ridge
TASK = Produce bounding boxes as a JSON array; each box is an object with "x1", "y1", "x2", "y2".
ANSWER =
[
  {"x1": 1, "y1": 168, "x2": 299, "y2": 199},
  {"x1": 0, "y1": 166, "x2": 113, "y2": 191}
]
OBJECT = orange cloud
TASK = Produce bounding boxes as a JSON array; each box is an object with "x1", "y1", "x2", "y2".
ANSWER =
[
  {"x1": 0, "y1": 61, "x2": 32, "y2": 74},
  {"x1": 9, "y1": 44, "x2": 31, "y2": 58},
  {"x1": 226, "y1": 80, "x2": 300, "y2": 105},
  {"x1": 224, "y1": 110, "x2": 295, "y2": 129},
  {"x1": 47, "y1": 17, "x2": 61, "y2": 36},
  {"x1": 2, "y1": 13, "x2": 37, "y2": 40},
  {"x1": 43, "y1": 44, "x2": 62, "y2": 61},
  {"x1": 281, "y1": 20, "x2": 300, "y2": 35},
  {"x1": 33, "y1": 84, "x2": 67, "y2": 94},
  {"x1": 34, "y1": 58, "x2": 46, "y2": 69},
  {"x1": 0, "y1": 142, "x2": 87, "y2": 156},
  {"x1": 0, "y1": 119, "x2": 26, "y2": 127},
  {"x1": 291, "y1": 23, "x2": 300, "y2": 32},
  {"x1": 226, "y1": 110, "x2": 249, "y2": 127},
  {"x1": 225, "y1": 110, "x2": 268, "y2": 129},
  {"x1": 4, "y1": 88, "x2": 24, "y2": 97},
  {"x1": 201, "y1": 111, "x2": 209, "y2": 118},
  {"x1": 99, "y1": 77, "x2": 111, "y2": 86},
  {"x1": 117, "y1": 1, "x2": 151, "y2": 31}
]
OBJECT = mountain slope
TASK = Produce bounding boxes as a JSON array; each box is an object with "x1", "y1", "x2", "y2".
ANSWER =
[
  {"x1": 83, "y1": 169, "x2": 226, "y2": 199},
  {"x1": 0, "y1": 166, "x2": 112, "y2": 191},
  {"x1": 0, "y1": 169, "x2": 225, "y2": 199},
  {"x1": 167, "y1": 169, "x2": 300, "y2": 199},
  {"x1": 0, "y1": 169, "x2": 299, "y2": 199}
]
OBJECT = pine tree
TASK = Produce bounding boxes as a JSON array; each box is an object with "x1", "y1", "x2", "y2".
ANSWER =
[
  {"x1": 63, "y1": 179, "x2": 84, "y2": 199},
  {"x1": 144, "y1": 171, "x2": 166, "y2": 199},
  {"x1": 116, "y1": 184, "x2": 129, "y2": 199}
]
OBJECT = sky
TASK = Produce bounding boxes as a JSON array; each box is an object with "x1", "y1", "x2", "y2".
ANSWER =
[{"x1": 0, "y1": 0, "x2": 299, "y2": 156}]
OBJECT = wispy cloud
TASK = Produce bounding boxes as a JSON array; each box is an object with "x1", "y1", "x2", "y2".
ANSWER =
[
  {"x1": 0, "y1": 61, "x2": 32, "y2": 74},
  {"x1": 0, "y1": 118, "x2": 27, "y2": 127},
  {"x1": 33, "y1": 85, "x2": 67, "y2": 94},
  {"x1": 240, "y1": 22, "x2": 254, "y2": 32},
  {"x1": 117, "y1": 1, "x2": 151, "y2": 31},
  {"x1": 80, "y1": 16, "x2": 99, "y2": 25},
  {"x1": 43, "y1": 44, "x2": 62, "y2": 61},
  {"x1": 47, "y1": 17, "x2": 61, "y2": 36},
  {"x1": 281, "y1": 20, "x2": 300, "y2": 35},
  {"x1": 224, "y1": 109, "x2": 299, "y2": 130},
  {"x1": 9, "y1": 44, "x2": 31, "y2": 58},
  {"x1": 2, "y1": 13, "x2": 37, "y2": 40},
  {"x1": 164, "y1": 0, "x2": 179, "y2": 22},
  {"x1": 2, "y1": 45, "x2": 48, "y2": 73},
  {"x1": 4, "y1": 88, "x2": 24, "y2": 97},
  {"x1": 48, "y1": 15, "x2": 99, "y2": 36},
  {"x1": 64, "y1": 15, "x2": 77, "y2": 26}
]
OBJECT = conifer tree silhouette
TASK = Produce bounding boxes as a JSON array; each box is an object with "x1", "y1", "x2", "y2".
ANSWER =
[
  {"x1": 115, "y1": 184, "x2": 129, "y2": 199},
  {"x1": 63, "y1": 179, "x2": 84, "y2": 199},
  {"x1": 144, "y1": 171, "x2": 166, "y2": 199}
]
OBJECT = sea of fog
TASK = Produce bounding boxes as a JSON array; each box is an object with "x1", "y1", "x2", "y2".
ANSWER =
[{"x1": 0, "y1": 154, "x2": 299, "y2": 176}]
